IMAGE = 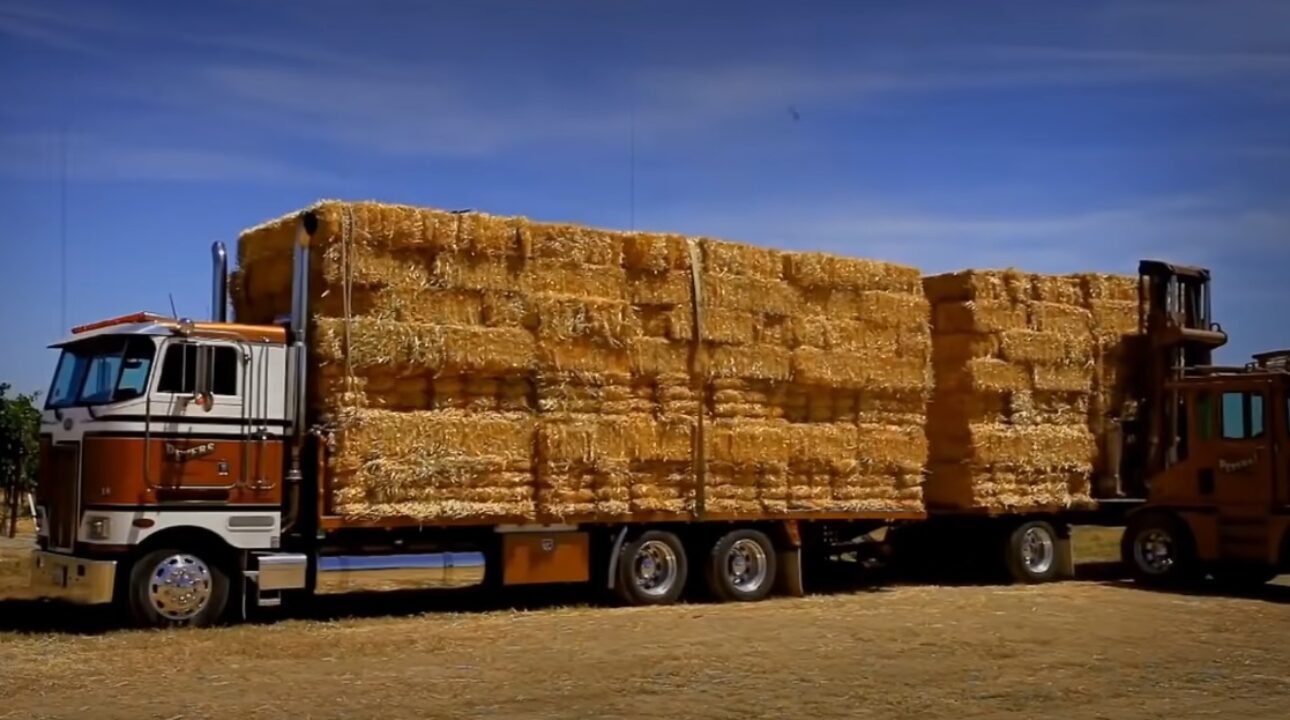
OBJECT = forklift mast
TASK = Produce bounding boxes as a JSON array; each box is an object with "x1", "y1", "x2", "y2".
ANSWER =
[{"x1": 1136, "y1": 260, "x2": 1228, "y2": 482}]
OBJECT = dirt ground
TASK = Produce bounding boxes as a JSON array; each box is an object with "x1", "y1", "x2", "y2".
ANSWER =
[{"x1": 3, "y1": 526, "x2": 1289, "y2": 720}]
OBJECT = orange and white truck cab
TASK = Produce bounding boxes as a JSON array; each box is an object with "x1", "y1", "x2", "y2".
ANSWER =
[{"x1": 31, "y1": 244, "x2": 309, "y2": 624}]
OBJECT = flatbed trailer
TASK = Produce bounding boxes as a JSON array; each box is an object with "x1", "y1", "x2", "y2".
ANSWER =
[{"x1": 27, "y1": 217, "x2": 1286, "y2": 629}]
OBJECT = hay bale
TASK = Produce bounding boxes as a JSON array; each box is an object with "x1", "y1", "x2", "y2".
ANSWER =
[
  {"x1": 622, "y1": 232, "x2": 691, "y2": 273},
  {"x1": 933, "y1": 302, "x2": 1029, "y2": 334},
  {"x1": 923, "y1": 270, "x2": 1031, "y2": 304},
  {"x1": 314, "y1": 318, "x2": 536, "y2": 375},
  {"x1": 786, "y1": 253, "x2": 922, "y2": 294},
  {"x1": 701, "y1": 238, "x2": 782, "y2": 279}
]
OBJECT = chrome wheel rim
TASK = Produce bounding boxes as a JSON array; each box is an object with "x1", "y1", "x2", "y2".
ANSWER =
[
  {"x1": 633, "y1": 540, "x2": 678, "y2": 597},
  {"x1": 148, "y1": 554, "x2": 213, "y2": 621},
  {"x1": 726, "y1": 538, "x2": 768, "y2": 591},
  {"x1": 1019, "y1": 527, "x2": 1055, "y2": 575},
  {"x1": 1134, "y1": 528, "x2": 1174, "y2": 575}
]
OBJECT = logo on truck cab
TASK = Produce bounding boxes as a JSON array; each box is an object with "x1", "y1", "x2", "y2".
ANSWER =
[
  {"x1": 1218, "y1": 454, "x2": 1258, "y2": 474},
  {"x1": 165, "y1": 442, "x2": 216, "y2": 461}
]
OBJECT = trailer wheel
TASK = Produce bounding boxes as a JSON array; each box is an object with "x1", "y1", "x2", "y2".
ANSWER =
[
  {"x1": 615, "y1": 530, "x2": 687, "y2": 606},
  {"x1": 127, "y1": 548, "x2": 230, "y2": 628},
  {"x1": 705, "y1": 528, "x2": 778, "y2": 602},
  {"x1": 1122, "y1": 512, "x2": 1197, "y2": 586},
  {"x1": 1005, "y1": 521, "x2": 1061, "y2": 583}
]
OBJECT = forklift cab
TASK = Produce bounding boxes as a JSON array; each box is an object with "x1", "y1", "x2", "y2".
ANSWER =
[{"x1": 1143, "y1": 370, "x2": 1290, "y2": 569}]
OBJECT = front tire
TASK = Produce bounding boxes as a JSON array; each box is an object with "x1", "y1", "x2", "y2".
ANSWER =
[
  {"x1": 127, "y1": 548, "x2": 230, "y2": 628},
  {"x1": 1122, "y1": 512, "x2": 1197, "y2": 587}
]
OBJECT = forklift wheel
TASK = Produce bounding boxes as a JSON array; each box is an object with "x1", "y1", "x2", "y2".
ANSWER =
[{"x1": 1122, "y1": 512, "x2": 1198, "y2": 586}]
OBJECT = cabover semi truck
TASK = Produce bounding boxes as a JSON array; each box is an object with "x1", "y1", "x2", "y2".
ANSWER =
[{"x1": 29, "y1": 215, "x2": 1290, "y2": 628}]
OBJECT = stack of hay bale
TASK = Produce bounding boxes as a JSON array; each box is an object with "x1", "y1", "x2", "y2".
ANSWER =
[
  {"x1": 921, "y1": 270, "x2": 1142, "y2": 510},
  {"x1": 232, "y1": 200, "x2": 931, "y2": 522}
]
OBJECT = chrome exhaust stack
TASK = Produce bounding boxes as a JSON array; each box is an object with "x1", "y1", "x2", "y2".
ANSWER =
[
  {"x1": 211, "y1": 241, "x2": 228, "y2": 322},
  {"x1": 282, "y1": 211, "x2": 316, "y2": 534}
]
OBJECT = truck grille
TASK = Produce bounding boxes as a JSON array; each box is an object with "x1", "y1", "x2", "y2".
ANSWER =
[{"x1": 42, "y1": 442, "x2": 81, "y2": 551}]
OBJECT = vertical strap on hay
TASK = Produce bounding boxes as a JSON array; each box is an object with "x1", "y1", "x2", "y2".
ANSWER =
[
  {"x1": 341, "y1": 205, "x2": 357, "y2": 400},
  {"x1": 686, "y1": 238, "x2": 707, "y2": 519}
]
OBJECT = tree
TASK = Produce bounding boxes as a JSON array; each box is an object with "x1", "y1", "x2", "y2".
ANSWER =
[{"x1": 0, "y1": 383, "x2": 40, "y2": 538}]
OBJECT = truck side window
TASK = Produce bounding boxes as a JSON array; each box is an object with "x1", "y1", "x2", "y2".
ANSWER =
[
  {"x1": 157, "y1": 344, "x2": 239, "y2": 396},
  {"x1": 1221, "y1": 392, "x2": 1246, "y2": 439},
  {"x1": 1221, "y1": 391, "x2": 1266, "y2": 440},
  {"x1": 1250, "y1": 393, "x2": 1265, "y2": 439},
  {"x1": 1195, "y1": 392, "x2": 1213, "y2": 440}
]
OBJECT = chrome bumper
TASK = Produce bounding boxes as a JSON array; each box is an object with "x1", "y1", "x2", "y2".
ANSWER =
[{"x1": 30, "y1": 551, "x2": 117, "y2": 605}]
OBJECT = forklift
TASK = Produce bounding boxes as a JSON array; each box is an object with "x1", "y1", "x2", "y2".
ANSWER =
[{"x1": 1120, "y1": 261, "x2": 1290, "y2": 586}]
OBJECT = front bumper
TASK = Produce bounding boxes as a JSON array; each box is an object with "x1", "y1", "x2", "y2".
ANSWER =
[{"x1": 30, "y1": 551, "x2": 117, "y2": 605}]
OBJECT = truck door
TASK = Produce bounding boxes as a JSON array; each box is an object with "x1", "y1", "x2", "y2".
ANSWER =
[
  {"x1": 1208, "y1": 380, "x2": 1277, "y2": 563},
  {"x1": 150, "y1": 339, "x2": 251, "y2": 496}
]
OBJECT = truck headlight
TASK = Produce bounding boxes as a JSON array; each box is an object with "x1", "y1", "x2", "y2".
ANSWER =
[{"x1": 87, "y1": 516, "x2": 111, "y2": 541}]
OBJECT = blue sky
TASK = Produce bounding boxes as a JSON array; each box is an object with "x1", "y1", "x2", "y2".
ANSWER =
[{"x1": 1, "y1": 0, "x2": 1287, "y2": 395}]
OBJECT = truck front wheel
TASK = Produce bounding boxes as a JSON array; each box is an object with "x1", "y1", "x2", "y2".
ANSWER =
[
  {"x1": 127, "y1": 548, "x2": 230, "y2": 628},
  {"x1": 1122, "y1": 512, "x2": 1197, "y2": 587}
]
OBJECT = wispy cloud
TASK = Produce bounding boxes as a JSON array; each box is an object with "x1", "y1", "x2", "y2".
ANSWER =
[{"x1": 0, "y1": 132, "x2": 332, "y2": 184}]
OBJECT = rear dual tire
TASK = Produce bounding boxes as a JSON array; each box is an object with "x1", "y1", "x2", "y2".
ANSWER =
[{"x1": 613, "y1": 528, "x2": 779, "y2": 606}]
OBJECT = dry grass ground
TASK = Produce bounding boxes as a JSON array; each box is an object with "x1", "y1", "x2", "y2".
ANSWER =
[{"x1": 4, "y1": 524, "x2": 1288, "y2": 719}]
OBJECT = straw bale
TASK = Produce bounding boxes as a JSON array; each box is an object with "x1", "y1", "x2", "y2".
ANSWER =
[
  {"x1": 855, "y1": 292, "x2": 932, "y2": 330},
  {"x1": 1030, "y1": 275, "x2": 1085, "y2": 305},
  {"x1": 1030, "y1": 301, "x2": 1091, "y2": 334},
  {"x1": 538, "y1": 418, "x2": 633, "y2": 464},
  {"x1": 316, "y1": 288, "x2": 486, "y2": 326},
  {"x1": 706, "y1": 419, "x2": 791, "y2": 464},
  {"x1": 792, "y1": 317, "x2": 901, "y2": 353},
  {"x1": 998, "y1": 330, "x2": 1092, "y2": 366},
  {"x1": 628, "y1": 337, "x2": 691, "y2": 377},
  {"x1": 622, "y1": 232, "x2": 691, "y2": 273},
  {"x1": 526, "y1": 222, "x2": 623, "y2": 266},
  {"x1": 538, "y1": 341, "x2": 631, "y2": 375},
  {"x1": 630, "y1": 273, "x2": 692, "y2": 306},
  {"x1": 1031, "y1": 365, "x2": 1093, "y2": 393},
  {"x1": 701, "y1": 308, "x2": 758, "y2": 345},
  {"x1": 1080, "y1": 273, "x2": 1139, "y2": 303},
  {"x1": 701, "y1": 238, "x2": 783, "y2": 279},
  {"x1": 935, "y1": 358, "x2": 1029, "y2": 394},
  {"x1": 785, "y1": 253, "x2": 922, "y2": 294},
  {"x1": 532, "y1": 296, "x2": 641, "y2": 346},
  {"x1": 707, "y1": 344, "x2": 792, "y2": 381},
  {"x1": 314, "y1": 318, "x2": 536, "y2": 375},
  {"x1": 929, "y1": 423, "x2": 1094, "y2": 468},
  {"x1": 520, "y1": 260, "x2": 629, "y2": 301},
  {"x1": 455, "y1": 212, "x2": 524, "y2": 257},
  {"x1": 923, "y1": 463, "x2": 1091, "y2": 511},
  {"x1": 922, "y1": 270, "x2": 1031, "y2": 304},
  {"x1": 793, "y1": 349, "x2": 928, "y2": 393},
  {"x1": 429, "y1": 254, "x2": 516, "y2": 292},
  {"x1": 705, "y1": 274, "x2": 799, "y2": 316},
  {"x1": 855, "y1": 424, "x2": 929, "y2": 473},
  {"x1": 788, "y1": 423, "x2": 860, "y2": 472},
  {"x1": 933, "y1": 301, "x2": 1029, "y2": 334},
  {"x1": 1087, "y1": 300, "x2": 1139, "y2": 334}
]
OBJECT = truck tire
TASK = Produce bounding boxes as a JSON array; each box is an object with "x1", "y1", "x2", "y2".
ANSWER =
[
  {"x1": 1005, "y1": 520, "x2": 1061, "y2": 584},
  {"x1": 615, "y1": 530, "x2": 687, "y2": 606},
  {"x1": 127, "y1": 548, "x2": 230, "y2": 628},
  {"x1": 705, "y1": 528, "x2": 778, "y2": 602},
  {"x1": 1122, "y1": 512, "x2": 1197, "y2": 587}
]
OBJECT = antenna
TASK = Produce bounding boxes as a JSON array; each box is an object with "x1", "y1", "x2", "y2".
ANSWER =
[
  {"x1": 168, "y1": 293, "x2": 178, "y2": 318},
  {"x1": 629, "y1": 101, "x2": 636, "y2": 231},
  {"x1": 59, "y1": 125, "x2": 68, "y2": 330}
]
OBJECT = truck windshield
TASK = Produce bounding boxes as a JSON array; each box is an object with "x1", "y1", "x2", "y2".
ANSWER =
[{"x1": 46, "y1": 336, "x2": 157, "y2": 409}]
